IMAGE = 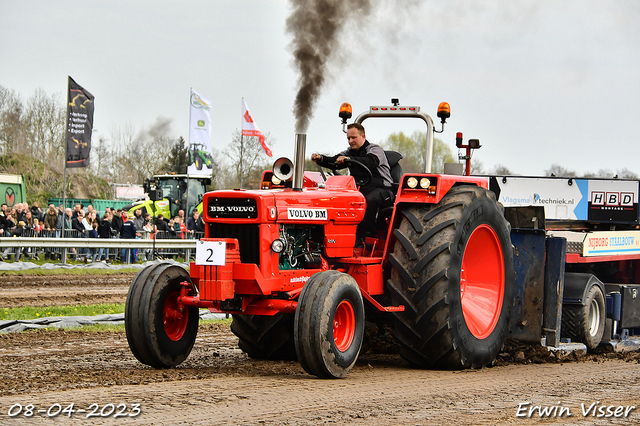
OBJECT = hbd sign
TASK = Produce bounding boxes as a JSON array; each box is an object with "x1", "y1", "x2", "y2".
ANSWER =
[{"x1": 591, "y1": 192, "x2": 634, "y2": 208}]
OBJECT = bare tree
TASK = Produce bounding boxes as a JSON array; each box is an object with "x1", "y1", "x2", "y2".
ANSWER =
[
  {"x1": 106, "y1": 121, "x2": 136, "y2": 183},
  {"x1": 617, "y1": 168, "x2": 639, "y2": 179},
  {"x1": 109, "y1": 117, "x2": 176, "y2": 185},
  {"x1": 24, "y1": 88, "x2": 65, "y2": 165},
  {"x1": 221, "y1": 130, "x2": 276, "y2": 189},
  {"x1": 489, "y1": 164, "x2": 514, "y2": 175},
  {"x1": 545, "y1": 164, "x2": 577, "y2": 177},
  {"x1": 584, "y1": 168, "x2": 639, "y2": 179},
  {"x1": 90, "y1": 135, "x2": 112, "y2": 178},
  {"x1": 0, "y1": 86, "x2": 27, "y2": 156}
]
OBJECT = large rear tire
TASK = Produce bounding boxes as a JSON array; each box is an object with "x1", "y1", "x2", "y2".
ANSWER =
[
  {"x1": 561, "y1": 285, "x2": 605, "y2": 350},
  {"x1": 294, "y1": 271, "x2": 365, "y2": 378},
  {"x1": 231, "y1": 313, "x2": 297, "y2": 361},
  {"x1": 125, "y1": 263, "x2": 199, "y2": 368},
  {"x1": 386, "y1": 185, "x2": 514, "y2": 369}
]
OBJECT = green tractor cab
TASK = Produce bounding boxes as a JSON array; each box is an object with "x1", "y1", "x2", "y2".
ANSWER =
[{"x1": 123, "y1": 174, "x2": 211, "y2": 220}]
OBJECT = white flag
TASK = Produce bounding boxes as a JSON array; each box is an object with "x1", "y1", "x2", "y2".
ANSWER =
[
  {"x1": 188, "y1": 89, "x2": 213, "y2": 175},
  {"x1": 242, "y1": 99, "x2": 272, "y2": 157}
]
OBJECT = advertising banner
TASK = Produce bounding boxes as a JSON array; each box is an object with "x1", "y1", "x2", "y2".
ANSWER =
[
  {"x1": 65, "y1": 77, "x2": 94, "y2": 168},
  {"x1": 490, "y1": 176, "x2": 639, "y2": 224},
  {"x1": 583, "y1": 230, "x2": 640, "y2": 257},
  {"x1": 187, "y1": 89, "x2": 214, "y2": 175}
]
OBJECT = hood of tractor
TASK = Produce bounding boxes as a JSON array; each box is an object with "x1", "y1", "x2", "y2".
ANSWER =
[{"x1": 203, "y1": 175, "x2": 365, "y2": 226}]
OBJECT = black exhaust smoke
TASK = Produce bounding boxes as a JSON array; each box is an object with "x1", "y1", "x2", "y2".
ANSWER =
[{"x1": 286, "y1": 0, "x2": 372, "y2": 133}]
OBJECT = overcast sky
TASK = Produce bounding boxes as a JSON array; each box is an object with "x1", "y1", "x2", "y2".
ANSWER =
[{"x1": 1, "y1": 0, "x2": 639, "y2": 176}]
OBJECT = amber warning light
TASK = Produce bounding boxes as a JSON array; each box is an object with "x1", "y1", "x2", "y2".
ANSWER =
[
  {"x1": 437, "y1": 102, "x2": 450, "y2": 124},
  {"x1": 339, "y1": 103, "x2": 352, "y2": 124}
]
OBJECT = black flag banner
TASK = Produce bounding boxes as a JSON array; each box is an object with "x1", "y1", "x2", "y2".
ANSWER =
[{"x1": 65, "y1": 76, "x2": 94, "y2": 168}]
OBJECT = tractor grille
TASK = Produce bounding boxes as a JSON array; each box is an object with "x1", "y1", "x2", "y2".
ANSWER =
[{"x1": 208, "y1": 223, "x2": 260, "y2": 266}]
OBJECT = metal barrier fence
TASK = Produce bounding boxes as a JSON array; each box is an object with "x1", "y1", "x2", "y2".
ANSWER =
[{"x1": 0, "y1": 230, "x2": 203, "y2": 264}]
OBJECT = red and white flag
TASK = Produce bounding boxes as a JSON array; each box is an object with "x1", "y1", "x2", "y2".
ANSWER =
[{"x1": 242, "y1": 99, "x2": 272, "y2": 157}]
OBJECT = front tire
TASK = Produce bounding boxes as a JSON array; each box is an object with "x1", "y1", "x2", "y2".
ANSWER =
[
  {"x1": 294, "y1": 271, "x2": 365, "y2": 379},
  {"x1": 125, "y1": 263, "x2": 199, "y2": 368},
  {"x1": 386, "y1": 185, "x2": 514, "y2": 369}
]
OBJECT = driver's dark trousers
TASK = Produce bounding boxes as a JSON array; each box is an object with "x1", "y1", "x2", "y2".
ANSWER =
[{"x1": 357, "y1": 185, "x2": 395, "y2": 243}]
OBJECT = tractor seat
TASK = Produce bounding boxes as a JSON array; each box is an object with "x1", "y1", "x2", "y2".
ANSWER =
[
  {"x1": 385, "y1": 150, "x2": 403, "y2": 192},
  {"x1": 376, "y1": 151, "x2": 403, "y2": 228}
]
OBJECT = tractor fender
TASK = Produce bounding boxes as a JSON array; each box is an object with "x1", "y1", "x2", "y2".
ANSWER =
[{"x1": 563, "y1": 273, "x2": 605, "y2": 306}]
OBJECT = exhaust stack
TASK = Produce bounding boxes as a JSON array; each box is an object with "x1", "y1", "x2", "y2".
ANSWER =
[{"x1": 293, "y1": 133, "x2": 306, "y2": 191}]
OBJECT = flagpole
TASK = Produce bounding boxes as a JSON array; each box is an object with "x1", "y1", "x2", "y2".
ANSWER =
[
  {"x1": 186, "y1": 87, "x2": 192, "y2": 211},
  {"x1": 188, "y1": 87, "x2": 193, "y2": 173},
  {"x1": 240, "y1": 98, "x2": 244, "y2": 189},
  {"x1": 62, "y1": 76, "x2": 70, "y2": 239}
]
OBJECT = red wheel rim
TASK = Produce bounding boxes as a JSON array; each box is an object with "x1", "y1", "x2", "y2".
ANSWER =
[
  {"x1": 163, "y1": 291, "x2": 189, "y2": 341},
  {"x1": 333, "y1": 300, "x2": 356, "y2": 352},
  {"x1": 460, "y1": 224, "x2": 505, "y2": 339}
]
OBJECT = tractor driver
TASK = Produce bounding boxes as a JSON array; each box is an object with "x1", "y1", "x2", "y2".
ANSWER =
[{"x1": 311, "y1": 123, "x2": 394, "y2": 245}]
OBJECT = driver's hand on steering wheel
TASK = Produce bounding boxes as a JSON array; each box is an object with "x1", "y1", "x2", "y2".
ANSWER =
[
  {"x1": 311, "y1": 153, "x2": 322, "y2": 163},
  {"x1": 336, "y1": 155, "x2": 348, "y2": 165}
]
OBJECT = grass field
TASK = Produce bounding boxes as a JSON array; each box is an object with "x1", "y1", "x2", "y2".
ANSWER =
[{"x1": 1, "y1": 303, "x2": 125, "y2": 321}]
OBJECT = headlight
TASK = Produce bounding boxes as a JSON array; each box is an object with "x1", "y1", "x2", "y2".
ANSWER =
[
  {"x1": 271, "y1": 175, "x2": 282, "y2": 185},
  {"x1": 407, "y1": 177, "x2": 418, "y2": 188},
  {"x1": 420, "y1": 178, "x2": 430, "y2": 189},
  {"x1": 271, "y1": 239, "x2": 285, "y2": 253}
]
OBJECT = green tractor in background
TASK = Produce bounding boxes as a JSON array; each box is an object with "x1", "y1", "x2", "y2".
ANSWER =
[
  {"x1": 123, "y1": 174, "x2": 211, "y2": 220},
  {"x1": 188, "y1": 143, "x2": 214, "y2": 171}
]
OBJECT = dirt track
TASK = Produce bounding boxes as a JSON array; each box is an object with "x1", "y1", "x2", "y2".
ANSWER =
[
  {"x1": 1, "y1": 273, "x2": 640, "y2": 424},
  {"x1": 0, "y1": 272, "x2": 133, "y2": 308}
]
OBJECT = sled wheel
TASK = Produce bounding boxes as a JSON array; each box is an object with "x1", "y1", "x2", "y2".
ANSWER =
[
  {"x1": 231, "y1": 313, "x2": 297, "y2": 361},
  {"x1": 386, "y1": 185, "x2": 514, "y2": 369},
  {"x1": 561, "y1": 285, "x2": 605, "y2": 350},
  {"x1": 195, "y1": 156, "x2": 203, "y2": 171},
  {"x1": 294, "y1": 271, "x2": 365, "y2": 379},
  {"x1": 125, "y1": 263, "x2": 198, "y2": 368}
]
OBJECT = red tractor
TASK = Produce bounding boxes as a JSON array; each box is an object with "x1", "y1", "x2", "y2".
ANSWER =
[{"x1": 125, "y1": 100, "x2": 513, "y2": 378}]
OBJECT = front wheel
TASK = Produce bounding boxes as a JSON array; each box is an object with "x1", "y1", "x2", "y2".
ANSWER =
[
  {"x1": 125, "y1": 263, "x2": 199, "y2": 368},
  {"x1": 294, "y1": 271, "x2": 365, "y2": 379}
]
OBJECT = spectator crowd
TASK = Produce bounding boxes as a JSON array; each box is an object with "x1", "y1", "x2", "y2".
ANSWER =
[{"x1": 0, "y1": 202, "x2": 205, "y2": 262}]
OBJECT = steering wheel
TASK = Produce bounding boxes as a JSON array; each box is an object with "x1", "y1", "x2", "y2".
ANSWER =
[
  {"x1": 316, "y1": 161, "x2": 342, "y2": 182},
  {"x1": 343, "y1": 158, "x2": 372, "y2": 187}
]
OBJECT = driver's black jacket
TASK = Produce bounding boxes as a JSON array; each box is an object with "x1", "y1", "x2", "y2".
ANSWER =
[{"x1": 318, "y1": 140, "x2": 393, "y2": 189}]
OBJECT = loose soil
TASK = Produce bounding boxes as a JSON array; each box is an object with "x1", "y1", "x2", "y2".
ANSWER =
[
  {"x1": 0, "y1": 273, "x2": 134, "y2": 308},
  {"x1": 1, "y1": 273, "x2": 639, "y2": 425}
]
